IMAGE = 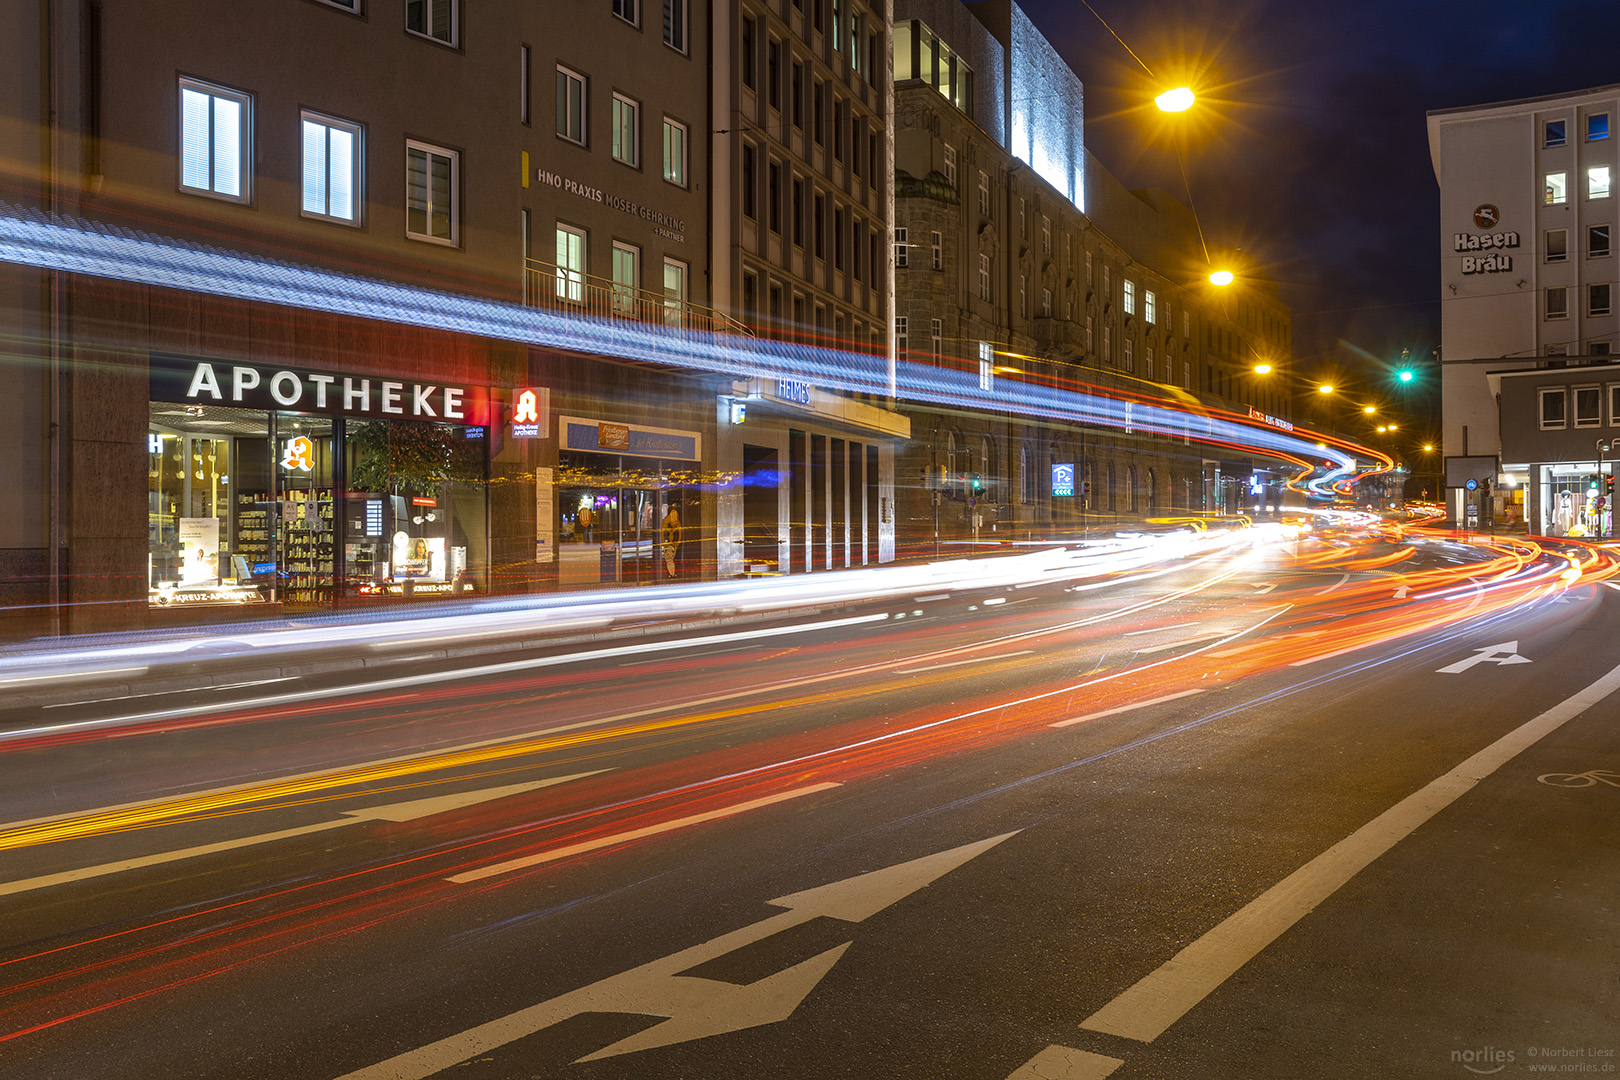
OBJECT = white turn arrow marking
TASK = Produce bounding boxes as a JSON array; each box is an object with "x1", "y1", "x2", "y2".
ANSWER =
[
  {"x1": 1393, "y1": 585, "x2": 1409, "y2": 599},
  {"x1": 1436, "y1": 641, "x2": 1534, "y2": 674},
  {"x1": 0, "y1": 773, "x2": 605, "y2": 897},
  {"x1": 1252, "y1": 583, "x2": 1278, "y2": 595},
  {"x1": 335, "y1": 831, "x2": 1021, "y2": 1079}
]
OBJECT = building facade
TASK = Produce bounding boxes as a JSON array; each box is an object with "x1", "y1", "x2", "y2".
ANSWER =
[{"x1": 1428, "y1": 84, "x2": 1620, "y2": 526}]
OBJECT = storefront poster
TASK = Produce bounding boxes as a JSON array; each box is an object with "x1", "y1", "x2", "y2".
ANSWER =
[
  {"x1": 177, "y1": 517, "x2": 220, "y2": 585},
  {"x1": 535, "y1": 466, "x2": 555, "y2": 564}
]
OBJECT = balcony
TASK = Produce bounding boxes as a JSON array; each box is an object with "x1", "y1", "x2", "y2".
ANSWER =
[{"x1": 521, "y1": 258, "x2": 753, "y2": 339}]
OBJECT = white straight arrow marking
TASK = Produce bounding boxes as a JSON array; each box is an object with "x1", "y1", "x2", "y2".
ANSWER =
[
  {"x1": 1436, "y1": 640, "x2": 1533, "y2": 674},
  {"x1": 337, "y1": 831, "x2": 1020, "y2": 1078},
  {"x1": 0, "y1": 773, "x2": 605, "y2": 897}
]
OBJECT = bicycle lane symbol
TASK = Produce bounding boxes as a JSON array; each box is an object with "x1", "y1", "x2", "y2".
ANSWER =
[{"x1": 1537, "y1": 770, "x2": 1620, "y2": 788}]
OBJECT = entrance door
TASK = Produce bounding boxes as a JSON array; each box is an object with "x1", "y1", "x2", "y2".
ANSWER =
[{"x1": 742, "y1": 445, "x2": 779, "y2": 573}]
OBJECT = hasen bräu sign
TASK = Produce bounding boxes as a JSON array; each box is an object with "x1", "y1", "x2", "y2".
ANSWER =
[
  {"x1": 1454, "y1": 216, "x2": 1519, "y2": 275},
  {"x1": 150, "y1": 354, "x2": 497, "y2": 425}
]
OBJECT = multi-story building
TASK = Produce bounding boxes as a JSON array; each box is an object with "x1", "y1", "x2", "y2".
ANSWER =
[
  {"x1": 889, "y1": 0, "x2": 1295, "y2": 546},
  {"x1": 1428, "y1": 84, "x2": 1620, "y2": 531},
  {"x1": 6, "y1": 0, "x2": 902, "y2": 636}
]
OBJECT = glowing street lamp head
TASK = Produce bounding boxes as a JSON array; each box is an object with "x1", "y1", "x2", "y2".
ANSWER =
[
  {"x1": 1253, "y1": 363, "x2": 1272, "y2": 374},
  {"x1": 1156, "y1": 87, "x2": 1196, "y2": 113},
  {"x1": 1208, "y1": 269, "x2": 1235, "y2": 287},
  {"x1": 1317, "y1": 383, "x2": 1335, "y2": 395},
  {"x1": 1362, "y1": 405, "x2": 1376, "y2": 414}
]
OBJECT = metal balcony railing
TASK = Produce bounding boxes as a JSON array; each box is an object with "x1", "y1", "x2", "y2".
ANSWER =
[{"x1": 521, "y1": 258, "x2": 753, "y2": 339}]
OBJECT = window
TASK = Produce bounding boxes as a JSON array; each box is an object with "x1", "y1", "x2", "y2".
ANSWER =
[
  {"x1": 1018, "y1": 274, "x2": 1026, "y2": 317},
  {"x1": 613, "y1": 0, "x2": 639, "y2": 26},
  {"x1": 1102, "y1": 325, "x2": 1111, "y2": 363},
  {"x1": 813, "y1": 80, "x2": 825, "y2": 145},
  {"x1": 742, "y1": 143, "x2": 756, "y2": 219},
  {"x1": 1144, "y1": 290, "x2": 1157, "y2": 324},
  {"x1": 814, "y1": 193, "x2": 825, "y2": 258},
  {"x1": 851, "y1": 215, "x2": 863, "y2": 281},
  {"x1": 1123, "y1": 280, "x2": 1136, "y2": 316},
  {"x1": 406, "y1": 0, "x2": 455, "y2": 45},
  {"x1": 1085, "y1": 250, "x2": 1092, "y2": 285},
  {"x1": 1592, "y1": 283, "x2": 1612, "y2": 317},
  {"x1": 662, "y1": 117, "x2": 687, "y2": 185},
  {"x1": 1610, "y1": 384, "x2": 1620, "y2": 424},
  {"x1": 832, "y1": 99, "x2": 846, "y2": 161},
  {"x1": 663, "y1": 0, "x2": 686, "y2": 51},
  {"x1": 768, "y1": 161, "x2": 782, "y2": 234},
  {"x1": 1085, "y1": 316, "x2": 1093, "y2": 350},
  {"x1": 1183, "y1": 311, "x2": 1190, "y2": 338},
  {"x1": 931, "y1": 318, "x2": 942, "y2": 356},
  {"x1": 1123, "y1": 338, "x2": 1134, "y2": 372},
  {"x1": 833, "y1": 206, "x2": 844, "y2": 269},
  {"x1": 792, "y1": 178, "x2": 805, "y2": 247},
  {"x1": 300, "y1": 112, "x2": 361, "y2": 223},
  {"x1": 741, "y1": 18, "x2": 756, "y2": 89},
  {"x1": 979, "y1": 341, "x2": 994, "y2": 391},
  {"x1": 611, "y1": 242, "x2": 639, "y2": 316},
  {"x1": 405, "y1": 141, "x2": 457, "y2": 244},
  {"x1": 1547, "y1": 172, "x2": 1568, "y2": 204},
  {"x1": 554, "y1": 223, "x2": 585, "y2": 302},
  {"x1": 1593, "y1": 166, "x2": 1612, "y2": 199},
  {"x1": 977, "y1": 170, "x2": 989, "y2": 216},
  {"x1": 662, "y1": 257, "x2": 687, "y2": 325},
  {"x1": 556, "y1": 66, "x2": 586, "y2": 144},
  {"x1": 520, "y1": 45, "x2": 531, "y2": 124},
  {"x1": 791, "y1": 62, "x2": 804, "y2": 129},
  {"x1": 895, "y1": 315, "x2": 907, "y2": 354},
  {"x1": 1145, "y1": 345, "x2": 1155, "y2": 380},
  {"x1": 894, "y1": 226, "x2": 908, "y2": 268},
  {"x1": 1577, "y1": 385, "x2": 1602, "y2": 426},
  {"x1": 1592, "y1": 224, "x2": 1612, "y2": 258},
  {"x1": 1548, "y1": 286, "x2": 1569, "y2": 319},
  {"x1": 1547, "y1": 228, "x2": 1568, "y2": 262},
  {"x1": 768, "y1": 39, "x2": 781, "y2": 110},
  {"x1": 1041, "y1": 287, "x2": 1051, "y2": 317},
  {"x1": 1594, "y1": 341, "x2": 1613, "y2": 357},
  {"x1": 1042, "y1": 216, "x2": 1051, "y2": 254},
  {"x1": 943, "y1": 144, "x2": 956, "y2": 188},
  {"x1": 978, "y1": 252, "x2": 990, "y2": 301},
  {"x1": 1546, "y1": 119, "x2": 1567, "y2": 147},
  {"x1": 1590, "y1": 113, "x2": 1610, "y2": 141},
  {"x1": 179, "y1": 77, "x2": 251, "y2": 203},
  {"x1": 611, "y1": 94, "x2": 640, "y2": 166},
  {"x1": 931, "y1": 230, "x2": 942, "y2": 270}
]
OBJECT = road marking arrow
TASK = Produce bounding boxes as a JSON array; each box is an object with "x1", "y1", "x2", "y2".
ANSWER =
[
  {"x1": 1252, "y1": 583, "x2": 1278, "y2": 595},
  {"x1": 0, "y1": 773, "x2": 604, "y2": 897},
  {"x1": 336, "y1": 831, "x2": 1020, "y2": 1079},
  {"x1": 1393, "y1": 585, "x2": 1409, "y2": 599},
  {"x1": 1436, "y1": 641, "x2": 1533, "y2": 674}
]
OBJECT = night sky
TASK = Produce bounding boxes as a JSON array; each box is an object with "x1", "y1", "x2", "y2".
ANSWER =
[{"x1": 1017, "y1": 0, "x2": 1620, "y2": 426}]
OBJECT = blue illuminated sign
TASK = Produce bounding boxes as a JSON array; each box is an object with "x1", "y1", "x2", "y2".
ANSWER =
[{"x1": 1052, "y1": 462, "x2": 1075, "y2": 497}]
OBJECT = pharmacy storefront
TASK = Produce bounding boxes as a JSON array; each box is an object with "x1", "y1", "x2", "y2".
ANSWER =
[{"x1": 148, "y1": 354, "x2": 498, "y2": 609}]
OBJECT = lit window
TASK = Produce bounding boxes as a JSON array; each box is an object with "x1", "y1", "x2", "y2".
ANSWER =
[
  {"x1": 978, "y1": 170, "x2": 989, "y2": 217},
  {"x1": 405, "y1": 141, "x2": 457, "y2": 245},
  {"x1": 1590, "y1": 113, "x2": 1610, "y2": 141},
  {"x1": 662, "y1": 117, "x2": 687, "y2": 185},
  {"x1": 1042, "y1": 287, "x2": 1051, "y2": 317},
  {"x1": 662, "y1": 257, "x2": 687, "y2": 326},
  {"x1": 406, "y1": 0, "x2": 456, "y2": 45},
  {"x1": 300, "y1": 112, "x2": 361, "y2": 223},
  {"x1": 1145, "y1": 345, "x2": 1155, "y2": 380},
  {"x1": 1591, "y1": 166, "x2": 1611, "y2": 199},
  {"x1": 557, "y1": 66, "x2": 587, "y2": 144},
  {"x1": 1547, "y1": 172, "x2": 1568, "y2": 204},
  {"x1": 1547, "y1": 286, "x2": 1569, "y2": 319},
  {"x1": 1042, "y1": 216, "x2": 1051, "y2": 253},
  {"x1": 1546, "y1": 119, "x2": 1567, "y2": 147},
  {"x1": 1123, "y1": 279, "x2": 1136, "y2": 316},
  {"x1": 179, "y1": 77, "x2": 251, "y2": 203},
  {"x1": 1547, "y1": 228, "x2": 1568, "y2": 262},
  {"x1": 979, "y1": 341, "x2": 993, "y2": 391},
  {"x1": 1144, "y1": 290, "x2": 1157, "y2": 324},
  {"x1": 555, "y1": 223, "x2": 586, "y2": 302},
  {"x1": 978, "y1": 252, "x2": 990, "y2": 300},
  {"x1": 931, "y1": 230, "x2": 942, "y2": 270},
  {"x1": 611, "y1": 93, "x2": 640, "y2": 166},
  {"x1": 611, "y1": 242, "x2": 639, "y2": 316},
  {"x1": 1123, "y1": 338, "x2": 1134, "y2": 371},
  {"x1": 894, "y1": 226, "x2": 908, "y2": 268},
  {"x1": 1591, "y1": 283, "x2": 1612, "y2": 317},
  {"x1": 930, "y1": 318, "x2": 943, "y2": 356},
  {"x1": 895, "y1": 315, "x2": 908, "y2": 354},
  {"x1": 1592, "y1": 224, "x2": 1612, "y2": 258},
  {"x1": 663, "y1": 0, "x2": 687, "y2": 52}
]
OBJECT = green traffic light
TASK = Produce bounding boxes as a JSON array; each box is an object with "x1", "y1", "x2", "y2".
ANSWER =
[{"x1": 1397, "y1": 370, "x2": 1414, "y2": 383}]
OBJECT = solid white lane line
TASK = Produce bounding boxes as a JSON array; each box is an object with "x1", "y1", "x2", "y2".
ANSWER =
[
  {"x1": 1050, "y1": 690, "x2": 1206, "y2": 728},
  {"x1": 1005, "y1": 1046, "x2": 1124, "y2": 1080},
  {"x1": 448, "y1": 783, "x2": 842, "y2": 884},
  {"x1": 0, "y1": 773, "x2": 605, "y2": 897},
  {"x1": 1079, "y1": 656, "x2": 1620, "y2": 1045},
  {"x1": 1315, "y1": 573, "x2": 1351, "y2": 595},
  {"x1": 1123, "y1": 623, "x2": 1198, "y2": 636},
  {"x1": 897, "y1": 650, "x2": 1035, "y2": 674}
]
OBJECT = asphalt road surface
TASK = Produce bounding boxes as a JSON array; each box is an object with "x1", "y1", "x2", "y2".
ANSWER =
[{"x1": 0, "y1": 524, "x2": 1615, "y2": 1080}]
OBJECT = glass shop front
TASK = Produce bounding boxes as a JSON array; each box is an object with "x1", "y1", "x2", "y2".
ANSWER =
[{"x1": 147, "y1": 355, "x2": 496, "y2": 609}]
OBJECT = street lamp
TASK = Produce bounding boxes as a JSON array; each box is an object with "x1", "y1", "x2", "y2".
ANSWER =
[
  {"x1": 1155, "y1": 87, "x2": 1195, "y2": 113},
  {"x1": 1208, "y1": 269, "x2": 1235, "y2": 287},
  {"x1": 1317, "y1": 383, "x2": 1335, "y2": 395},
  {"x1": 1252, "y1": 362, "x2": 1272, "y2": 375}
]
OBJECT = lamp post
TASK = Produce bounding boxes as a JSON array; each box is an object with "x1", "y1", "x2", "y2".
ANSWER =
[{"x1": 1597, "y1": 439, "x2": 1613, "y2": 540}]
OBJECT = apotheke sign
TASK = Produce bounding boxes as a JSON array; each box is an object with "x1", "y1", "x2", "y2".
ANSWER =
[{"x1": 151, "y1": 354, "x2": 496, "y2": 425}]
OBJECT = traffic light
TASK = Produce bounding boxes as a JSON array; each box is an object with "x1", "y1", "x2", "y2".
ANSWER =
[
  {"x1": 1396, "y1": 369, "x2": 1415, "y2": 384},
  {"x1": 971, "y1": 473, "x2": 982, "y2": 493}
]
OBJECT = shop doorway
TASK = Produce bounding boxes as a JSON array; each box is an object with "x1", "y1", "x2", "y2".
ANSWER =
[
  {"x1": 742, "y1": 445, "x2": 780, "y2": 573},
  {"x1": 557, "y1": 455, "x2": 700, "y2": 587}
]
